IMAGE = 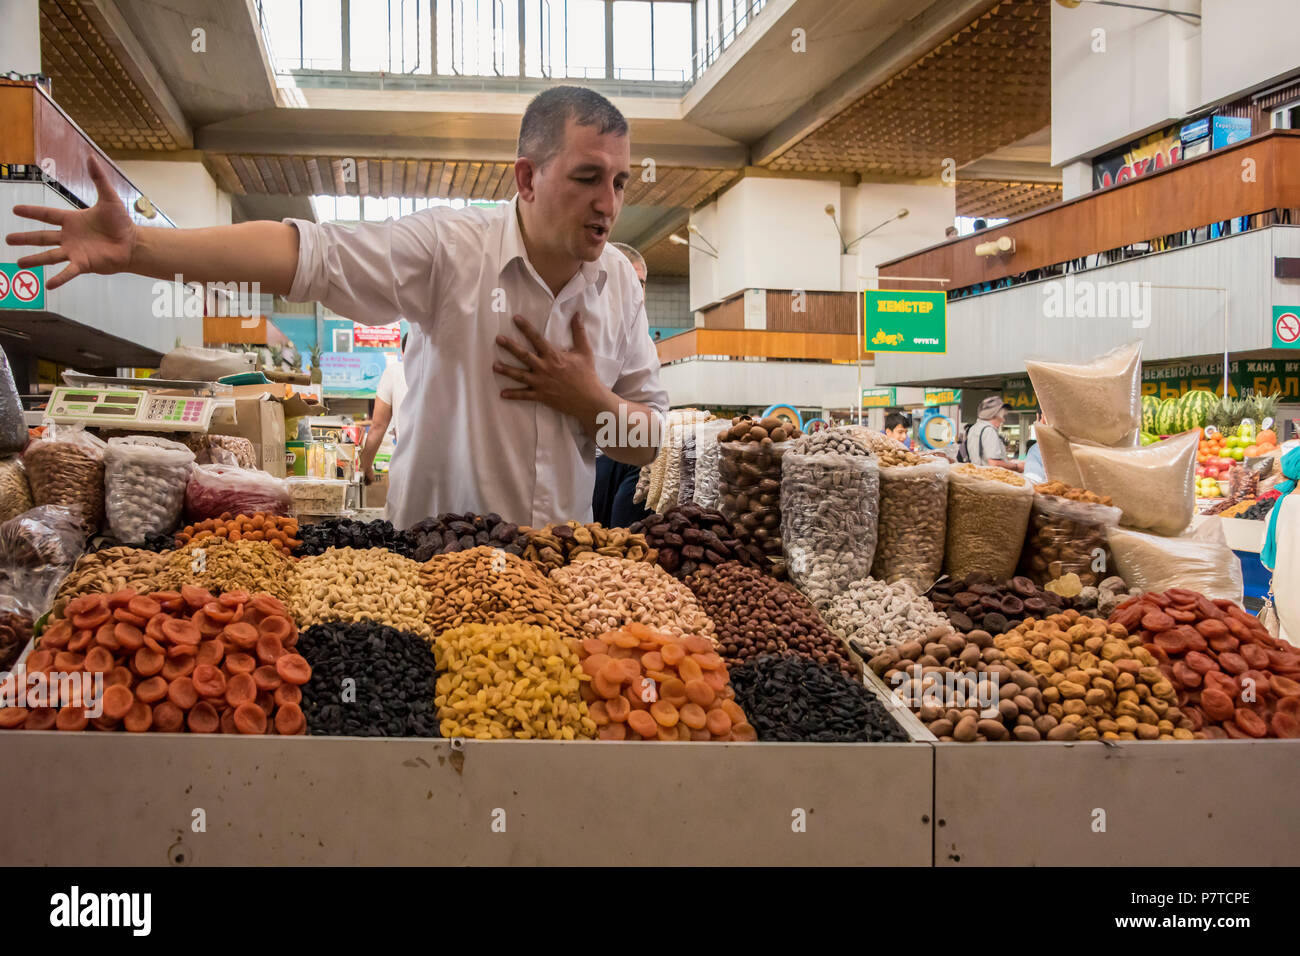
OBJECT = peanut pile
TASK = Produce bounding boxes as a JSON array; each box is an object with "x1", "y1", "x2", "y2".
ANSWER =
[{"x1": 161, "y1": 538, "x2": 297, "y2": 605}]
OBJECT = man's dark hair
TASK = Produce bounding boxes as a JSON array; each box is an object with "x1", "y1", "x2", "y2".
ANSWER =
[
  {"x1": 518, "y1": 86, "x2": 628, "y2": 168},
  {"x1": 885, "y1": 412, "x2": 911, "y2": 431}
]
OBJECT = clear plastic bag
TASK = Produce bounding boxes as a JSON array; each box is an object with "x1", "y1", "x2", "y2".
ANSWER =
[
  {"x1": 207, "y1": 434, "x2": 257, "y2": 469},
  {"x1": 870, "y1": 458, "x2": 949, "y2": 591},
  {"x1": 104, "y1": 435, "x2": 196, "y2": 543},
  {"x1": 1072, "y1": 430, "x2": 1198, "y2": 537},
  {"x1": 1021, "y1": 492, "x2": 1123, "y2": 587},
  {"x1": 0, "y1": 456, "x2": 33, "y2": 523},
  {"x1": 0, "y1": 594, "x2": 34, "y2": 672},
  {"x1": 0, "y1": 346, "x2": 27, "y2": 456},
  {"x1": 1035, "y1": 423, "x2": 1084, "y2": 487},
  {"x1": 184, "y1": 464, "x2": 291, "y2": 521},
  {"x1": 1025, "y1": 341, "x2": 1142, "y2": 446},
  {"x1": 678, "y1": 422, "x2": 700, "y2": 505},
  {"x1": 943, "y1": 465, "x2": 1034, "y2": 581},
  {"x1": 1109, "y1": 519, "x2": 1244, "y2": 604},
  {"x1": 692, "y1": 419, "x2": 732, "y2": 509},
  {"x1": 22, "y1": 423, "x2": 107, "y2": 531},
  {"x1": 718, "y1": 440, "x2": 792, "y2": 570},
  {"x1": 781, "y1": 450, "x2": 880, "y2": 610},
  {"x1": 0, "y1": 505, "x2": 89, "y2": 614}
]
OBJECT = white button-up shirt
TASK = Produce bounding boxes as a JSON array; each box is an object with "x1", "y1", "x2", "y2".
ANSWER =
[{"x1": 286, "y1": 198, "x2": 668, "y2": 530}]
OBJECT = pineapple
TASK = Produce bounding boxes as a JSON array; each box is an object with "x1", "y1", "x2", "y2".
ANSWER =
[
  {"x1": 1205, "y1": 395, "x2": 1233, "y2": 432},
  {"x1": 1250, "y1": 392, "x2": 1280, "y2": 425}
]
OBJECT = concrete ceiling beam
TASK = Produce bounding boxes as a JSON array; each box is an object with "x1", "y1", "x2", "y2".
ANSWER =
[{"x1": 751, "y1": 0, "x2": 999, "y2": 166}]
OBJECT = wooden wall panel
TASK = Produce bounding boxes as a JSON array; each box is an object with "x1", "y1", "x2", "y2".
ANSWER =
[
  {"x1": 699, "y1": 294, "x2": 745, "y2": 330},
  {"x1": 656, "y1": 329, "x2": 858, "y2": 363},
  {"x1": 879, "y1": 130, "x2": 1300, "y2": 290},
  {"x1": 765, "y1": 290, "x2": 856, "y2": 333}
]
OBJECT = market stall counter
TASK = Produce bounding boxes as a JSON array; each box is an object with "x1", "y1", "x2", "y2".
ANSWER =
[{"x1": 0, "y1": 734, "x2": 935, "y2": 866}]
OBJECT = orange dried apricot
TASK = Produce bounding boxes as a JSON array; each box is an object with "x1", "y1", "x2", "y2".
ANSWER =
[
  {"x1": 605, "y1": 695, "x2": 631, "y2": 723},
  {"x1": 660, "y1": 678, "x2": 688, "y2": 708},
  {"x1": 684, "y1": 679, "x2": 714, "y2": 708},
  {"x1": 660, "y1": 643, "x2": 686, "y2": 667},
  {"x1": 650, "y1": 700, "x2": 679, "y2": 727},
  {"x1": 598, "y1": 722, "x2": 627, "y2": 740},
  {"x1": 626, "y1": 710, "x2": 657, "y2": 738},
  {"x1": 706, "y1": 708, "x2": 732, "y2": 736},
  {"x1": 680, "y1": 702, "x2": 708, "y2": 730}
]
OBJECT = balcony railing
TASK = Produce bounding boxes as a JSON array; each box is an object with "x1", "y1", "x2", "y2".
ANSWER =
[{"x1": 878, "y1": 130, "x2": 1300, "y2": 299}]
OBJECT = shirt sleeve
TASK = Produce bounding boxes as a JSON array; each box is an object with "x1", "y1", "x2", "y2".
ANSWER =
[
  {"x1": 284, "y1": 212, "x2": 440, "y2": 327},
  {"x1": 613, "y1": 293, "x2": 670, "y2": 421}
]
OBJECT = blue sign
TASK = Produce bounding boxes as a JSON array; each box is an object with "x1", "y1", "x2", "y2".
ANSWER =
[
  {"x1": 319, "y1": 351, "x2": 387, "y2": 397},
  {"x1": 1212, "y1": 115, "x2": 1252, "y2": 149},
  {"x1": 1179, "y1": 118, "x2": 1210, "y2": 145}
]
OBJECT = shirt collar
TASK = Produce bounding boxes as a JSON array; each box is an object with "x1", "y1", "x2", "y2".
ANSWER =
[{"x1": 499, "y1": 195, "x2": 606, "y2": 292}]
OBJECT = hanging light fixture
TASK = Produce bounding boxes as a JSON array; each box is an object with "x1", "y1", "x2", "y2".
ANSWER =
[{"x1": 1054, "y1": 0, "x2": 1200, "y2": 24}]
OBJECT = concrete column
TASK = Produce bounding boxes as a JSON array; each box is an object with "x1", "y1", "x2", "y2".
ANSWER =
[
  {"x1": 1, "y1": 0, "x2": 41, "y2": 76},
  {"x1": 1060, "y1": 160, "x2": 1093, "y2": 201}
]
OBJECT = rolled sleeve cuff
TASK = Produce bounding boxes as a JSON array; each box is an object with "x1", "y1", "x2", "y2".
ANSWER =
[{"x1": 283, "y1": 218, "x2": 321, "y2": 303}]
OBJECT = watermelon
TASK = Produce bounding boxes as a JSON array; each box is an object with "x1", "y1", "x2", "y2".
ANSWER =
[
  {"x1": 1155, "y1": 398, "x2": 1180, "y2": 435},
  {"x1": 1178, "y1": 389, "x2": 1216, "y2": 430},
  {"x1": 1141, "y1": 394, "x2": 1160, "y2": 433}
]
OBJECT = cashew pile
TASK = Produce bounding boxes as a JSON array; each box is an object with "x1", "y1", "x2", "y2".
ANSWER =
[
  {"x1": 823, "y1": 576, "x2": 955, "y2": 658},
  {"x1": 421, "y1": 545, "x2": 579, "y2": 640},
  {"x1": 293, "y1": 547, "x2": 430, "y2": 635},
  {"x1": 51, "y1": 546, "x2": 170, "y2": 617},
  {"x1": 433, "y1": 622, "x2": 596, "y2": 740},
  {"x1": 549, "y1": 554, "x2": 716, "y2": 640},
  {"x1": 162, "y1": 537, "x2": 297, "y2": 604}
]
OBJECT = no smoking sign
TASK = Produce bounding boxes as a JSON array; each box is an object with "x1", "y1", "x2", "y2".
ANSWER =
[
  {"x1": 0, "y1": 263, "x2": 45, "y2": 310},
  {"x1": 1274, "y1": 307, "x2": 1300, "y2": 349}
]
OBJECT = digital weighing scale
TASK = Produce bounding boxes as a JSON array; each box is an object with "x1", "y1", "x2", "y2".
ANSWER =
[{"x1": 45, "y1": 385, "x2": 219, "y2": 432}]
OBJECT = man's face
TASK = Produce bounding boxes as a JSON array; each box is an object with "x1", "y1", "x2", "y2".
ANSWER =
[
  {"x1": 631, "y1": 261, "x2": 647, "y2": 289},
  {"x1": 521, "y1": 118, "x2": 630, "y2": 263},
  {"x1": 887, "y1": 424, "x2": 908, "y2": 443}
]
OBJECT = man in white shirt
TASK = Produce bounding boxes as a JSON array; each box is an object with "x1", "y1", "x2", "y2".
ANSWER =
[
  {"x1": 361, "y1": 333, "x2": 409, "y2": 486},
  {"x1": 8, "y1": 86, "x2": 668, "y2": 528}
]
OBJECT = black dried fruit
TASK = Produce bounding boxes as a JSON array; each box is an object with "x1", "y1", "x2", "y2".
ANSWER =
[
  {"x1": 1000, "y1": 595, "x2": 1025, "y2": 616},
  {"x1": 983, "y1": 612, "x2": 1008, "y2": 633},
  {"x1": 730, "y1": 654, "x2": 908, "y2": 743},
  {"x1": 298, "y1": 620, "x2": 440, "y2": 738}
]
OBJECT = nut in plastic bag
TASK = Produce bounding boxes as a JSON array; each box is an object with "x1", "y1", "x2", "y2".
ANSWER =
[
  {"x1": 1108, "y1": 519, "x2": 1244, "y2": 604},
  {"x1": 22, "y1": 423, "x2": 107, "y2": 531},
  {"x1": 870, "y1": 457, "x2": 949, "y2": 591},
  {"x1": 943, "y1": 464, "x2": 1034, "y2": 581},
  {"x1": 0, "y1": 505, "x2": 90, "y2": 615},
  {"x1": 1072, "y1": 430, "x2": 1198, "y2": 537},
  {"x1": 104, "y1": 435, "x2": 196, "y2": 543},
  {"x1": 1025, "y1": 341, "x2": 1142, "y2": 446}
]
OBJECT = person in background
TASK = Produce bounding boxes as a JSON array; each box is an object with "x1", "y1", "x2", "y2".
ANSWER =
[
  {"x1": 965, "y1": 396, "x2": 1023, "y2": 472},
  {"x1": 361, "y1": 332, "x2": 408, "y2": 485},
  {"x1": 1022, "y1": 411, "x2": 1046, "y2": 484},
  {"x1": 884, "y1": 411, "x2": 912, "y2": 449},
  {"x1": 593, "y1": 242, "x2": 655, "y2": 528},
  {"x1": 944, "y1": 225, "x2": 958, "y2": 239},
  {"x1": 973, "y1": 218, "x2": 989, "y2": 232}
]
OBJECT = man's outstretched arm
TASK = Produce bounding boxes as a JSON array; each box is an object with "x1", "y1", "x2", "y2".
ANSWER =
[{"x1": 6, "y1": 157, "x2": 298, "y2": 294}]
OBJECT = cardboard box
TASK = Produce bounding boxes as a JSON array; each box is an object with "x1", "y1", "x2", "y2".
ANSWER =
[{"x1": 208, "y1": 396, "x2": 287, "y2": 477}]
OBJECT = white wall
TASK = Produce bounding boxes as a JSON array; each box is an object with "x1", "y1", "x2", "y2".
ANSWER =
[
  {"x1": 1200, "y1": 0, "x2": 1300, "y2": 107},
  {"x1": 688, "y1": 176, "x2": 955, "y2": 309},
  {"x1": 874, "y1": 225, "x2": 1296, "y2": 386},
  {"x1": 660, "y1": 358, "x2": 866, "y2": 411},
  {"x1": 1, "y1": 0, "x2": 40, "y2": 75},
  {"x1": 688, "y1": 176, "x2": 842, "y2": 310},
  {"x1": 116, "y1": 160, "x2": 232, "y2": 230},
  {"x1": 842, "y1": 181, "x2": 956, "y2": 288},
  {"x1": 1052, "y1": 0, "x2": 1202, "y2": 167}
]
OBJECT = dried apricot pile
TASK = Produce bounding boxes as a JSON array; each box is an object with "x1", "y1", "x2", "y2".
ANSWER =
[
  {"x1": 0, "y1": 588, "x2": 310, "y2": 734},
  {"x1": 577, "y1": 623, "x2": 756, "y2": 741},
  {"x1": 1111, "y1": 588, "x2": 1300, "y2": 739},
  {"x1": 176, "y1": 512, "x2": 302, "y2": 555}
]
